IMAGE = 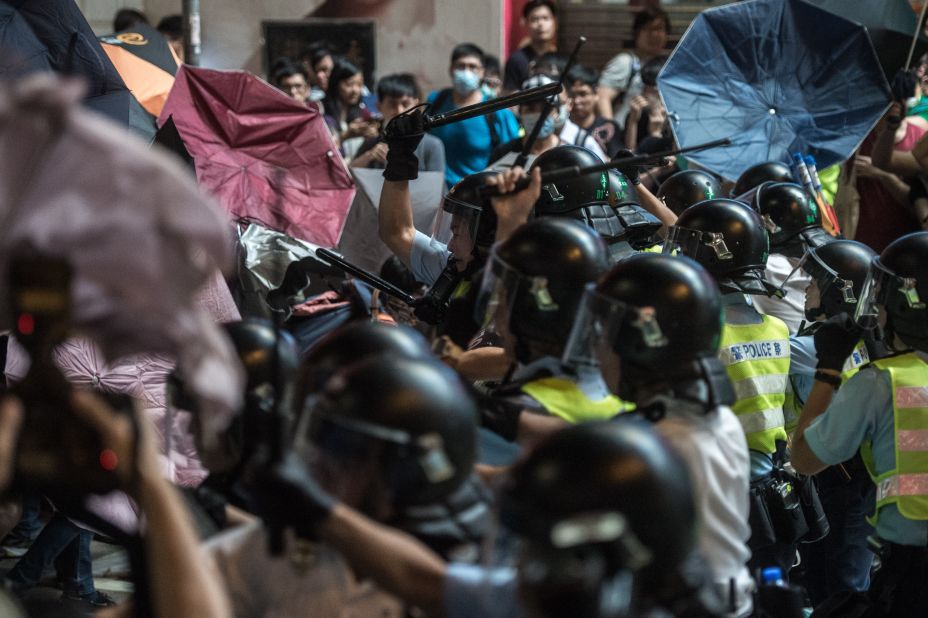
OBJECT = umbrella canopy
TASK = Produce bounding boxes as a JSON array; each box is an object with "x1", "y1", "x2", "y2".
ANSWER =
[
  {"x1": 809, "y1": 0, "x2": 928, "y2": 79},
  {"x1": 658, "y1": 0, "x2": 893, "y2": 181},
  {"x1": 0, "y1": 75, "x2": 242, "y2": 435},
  {"x1": 159, "y1": 66, "x2": 356, "y2": 247},
  {"x1": 99, "y1": 22, "x2": 179, "y2": 119},
  {"x1": 0, "y1": 0, "x2": 155, "y2": 140}
]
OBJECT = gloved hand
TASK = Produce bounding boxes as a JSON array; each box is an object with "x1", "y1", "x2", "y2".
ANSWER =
[
  {"x1": 613, "y1": 149, "x2": 641, "y2": 185},
  {"x1": 476, "y1": 393, "x2": 523, "y2": 442},
  {"x1": 251, "y1": 452, "x2": 336, "y2": 540},
  {"x1": 814, "y1": 313, "x2": 862, "y2": 371},
  {"x1": 383, "y1": 108, "x2": 427, "y2": 181}
]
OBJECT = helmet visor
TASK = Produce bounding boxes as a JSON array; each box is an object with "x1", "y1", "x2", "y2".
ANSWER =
[
  {"x1": 430, "y1": 195, "x2": 481, "y2": 261},
  {"x1": 562, "y1": 284, "x2": 668, "y2": 370},
  {"x1": 777, "y1": 249, "x2": 854, "y2": 305},
  {"x1": 855, "y1": 259, "x2": 925, "y2": 328},
  {"x1": 474, "y1": 247, "x2": 562, "y2": 340},
  {"x1": 662, "y1": 224, "x2": 734, "y2": 262}
]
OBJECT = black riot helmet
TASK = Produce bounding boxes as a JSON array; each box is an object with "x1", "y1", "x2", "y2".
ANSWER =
[
  {"x1": 856, "y1": 232, "x2": 928, "y2": 351},
  {"x1": 657, "y1": 170, "x2": 722, "y2": 216},
  {"x1": 532, "y1": 146, "x2": 661, "y2": 258},
  {"x1": 499, "y1": 417, "x2": 697, "y2": 616},
  {"x1": 732, "y1": 160, "x2": 793, "y2": 197},
  {"x1": 296, "y1": 321, "x2": 431, "y2": 408},
  {"x1": 753, "y1": 181, "x2": 832, "y2": 257},
  {"x1": 799, "y1": 240, "x2": 877, "y2": 322},
  {"x1": 566, "y1": 253, "x2": 730, "y2": 404},
  {"x1": 430, "y1": 171, "x2": 500, "y2": 270},
  {"x1": 180, "y1": 319, "x2": 300, "y2": 473},
  {"x1": 665, "y1": 198, "x2": 779, "y2": 297},
  {"x1": 305, "y1": 358, "x2": 478, "y2": 509},
  {"x1": 476, "y1": 218, "x2": 610, "y2": 365}
]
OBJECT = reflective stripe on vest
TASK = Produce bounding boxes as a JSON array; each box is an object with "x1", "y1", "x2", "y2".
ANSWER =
[
  {"x1": 869, "y1": 353, "x2": 928, "y2": 522},
  {"x1": 520, "y1": 377, "x2": 632, "y2": 424},
  {"x1": 784, "y1": 340, "x2": 870, "y2": 433},
  {"x1": 719, "y1": 315, "x2": 790, "y2": 454}
]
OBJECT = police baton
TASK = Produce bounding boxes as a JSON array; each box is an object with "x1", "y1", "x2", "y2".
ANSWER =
[{"x1": 479, "y1": 137, "x2": 733, "y2": 198}]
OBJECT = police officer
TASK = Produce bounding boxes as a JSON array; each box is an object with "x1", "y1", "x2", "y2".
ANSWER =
[
  {"x1": 791, "y1": 232, "x2": 928, "y2": 616},
  {"x1": 570, "y1": 252, "x2": 754, "y2": 616},
  {"x1": 657, "y1": 169, "x2": 722, "y2": 216},
  {"x1": 783, "y1": 240, "x2": 880, "y2": 605},
  {"x1": 665, "y1": 198, "x2": 796, "y2": 576},
  {"x1": 474, "y1": 217, "x2": 628, "y2": 444},
  {"x1": 530, "y1": 145, "x2": 671, "y2": 260},
  {"x1": 750, "y1": 181, "x2": 835, "y2": 334},
  {"x1": 254, "y1": 415, "x2": 702, "y2": 617}
]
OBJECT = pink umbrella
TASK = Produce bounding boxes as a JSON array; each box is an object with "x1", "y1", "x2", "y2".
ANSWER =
[{"x1": 159, "y1": 65, "x2": 356, "y2": 247}]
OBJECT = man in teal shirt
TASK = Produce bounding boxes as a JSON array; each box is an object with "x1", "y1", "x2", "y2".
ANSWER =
[{"x1": 427, "y1": 43, "x2": 520, "y2": 187}]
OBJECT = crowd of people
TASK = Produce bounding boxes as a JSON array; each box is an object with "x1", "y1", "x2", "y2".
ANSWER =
[{"x1": 1, "y1": 1, "x2": 928, "y2": 617}]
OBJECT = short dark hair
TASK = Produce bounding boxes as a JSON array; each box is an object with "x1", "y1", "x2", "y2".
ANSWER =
[
  {"x1": 156, "y1": 15, "x2": 183, "y2": 40},
  {"x1": 302, "y1": 41, "x2": 334, "y2": 70},
  {"x1": 483, "y1": 54, "x2": 501, "y2": 77},
  {"x1": 566, "y1": 64, "x2": 599, "y2": 89},
  {"x1": 522, "y1": 0, "x2": 558, "y2": 20},
  {"x1": 377, "y1": 73, "x2": 420, "y2": 101},
  {"x1": 450, "y1": 43, "x2": 485, "y2": 67},
  {"x1": 271, "y1": 58, "x2": 307, "y2": 85},
  {"x1": 633, "y1": 7, "x2": 671, "y2": 38},
  {"x1": 640, "y1": 55, "x2": 667, "y2": 87},
  {"x1": 114, "y1": 8, "x2": 149, "y2": 33}
]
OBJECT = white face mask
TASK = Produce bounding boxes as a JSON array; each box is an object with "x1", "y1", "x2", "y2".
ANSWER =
[{"x1": 452, "y1": 70, "x2": 481, "y2": 96}]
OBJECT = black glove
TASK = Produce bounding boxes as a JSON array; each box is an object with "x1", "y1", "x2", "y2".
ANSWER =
[
  {"x1": 476, "y1": 394, "x2": 523, "y2": 442},
  {"x1": 891, "y1": 68, "x2": 918, "y2": 103},
  {"x1": 614, "y1": 149, "x2": 640, "y2": 185},
  {"x1": 383, "y1": 109, "x2": 426, "y2": 181},
  {"x1": 814, "y1": 313, "x2": 862, "y2": 371},
  {"x1": 251, "y1": 452, "x2": 335, "y2": 540}
]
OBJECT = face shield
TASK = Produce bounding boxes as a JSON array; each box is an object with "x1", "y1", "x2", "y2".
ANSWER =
[
  {"x1": 855, "y1": 259, "x2": 925, "y2": 329},
  {"x1": 562, "y1": 284, "x2": 668, "y2": 374},
  {"x1": 777, "y1": 249, "x2": 854, "y2": 319},
  {"x1": 474, "y1": 247, "x2": 561, "y2": 346},
  {"x1": 431, "y1": 193, "x2": 481, "y2": 269},
  {"x1": 662, "y1": 224, "x2": 734, "y2": 262}
]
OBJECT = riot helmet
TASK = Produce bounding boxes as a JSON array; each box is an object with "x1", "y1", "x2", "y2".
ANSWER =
[
  {"x1": 664, "y1": 198, "x2": 779, "y2": 297},
  {"x1": 753, "y1": 181, "x2": 832, "y2": 257},
  {"x1": 795, "y1": 240, "x2": 876, "y2": 322},
  {"x1": 500, "y1": 417, "x2": 697, "y2": 616},
  {"x1": 732, "y1": 160, "x2": 793, "y2": 197},
  {"x1": 657, "y1": 170, "x2": 722, "y2": 216},
  {"x1": 430, "y1": 171, "x2": 500, "y2": 273},
  {"x1": 565, "y1": 253, "x2": 728, "y2": 403},
  {"x1": 476, "y1": 218, "x2": 610, "y2": 365},
  {"x1": 296, "y1": 321, "x2": 432, "y2": 408},
  {"x1": 856, "y1": 232, "x2": 928, "y2": 351},
  {"x1": 302, "y1": 357, "x2": 478, "y2": 513},
  {"x1": 532, "y1": 145, "x2": 609, "y2": 216}
]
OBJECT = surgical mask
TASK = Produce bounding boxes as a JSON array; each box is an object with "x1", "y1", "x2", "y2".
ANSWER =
[
  {"x1": 452, "y1": 70, "x2": 481, "y2": 96},
  {"x1": 521, "y1": 112, "x2": 557, "y2": 139},
  {"x1": 480, "y1": 83, "x2": 497, "y2": 100}
]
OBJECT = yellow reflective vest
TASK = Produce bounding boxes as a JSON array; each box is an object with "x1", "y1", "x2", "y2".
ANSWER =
[
  {"x1": 719, "y1": 315, "x2": 790, "y2": 454},
  {"x1": 520, "y1": 377, "x2": 633, "y2": 424},
  {"x1": 862, "y1": 353, "x2": 928, "y2": 523}
]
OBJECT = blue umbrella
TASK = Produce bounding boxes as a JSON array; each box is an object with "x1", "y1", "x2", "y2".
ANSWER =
[{"x1": 658, "y1": 0, "x2": 892, "y2": 181}]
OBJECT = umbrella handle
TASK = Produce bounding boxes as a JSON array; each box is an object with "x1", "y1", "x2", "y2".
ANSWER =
[{"x1": 907, "y1": 1, "x2": 928, "y2": 70}]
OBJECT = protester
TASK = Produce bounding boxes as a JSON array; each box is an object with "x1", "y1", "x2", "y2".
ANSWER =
[
  {"x1": 502, "y1": 0, "x2": 558, "y2": 94},
  {"x1": 113, "y1": 8, "x2": 149, "y2": 33},
  {"x1": 323, "y1": 57, "x2": 378, "y2": 159},
  {"x1": 426, "y1": 44, "x2": 520, "y2": 186},
  {"x1": 597, "y1": 7, "x2": 670, "y2": 127},
  {"x1": 156, "y1": 14, "x2": 183, "y2": 62},
  {"x1": 351, "y1": 73, "x2": 445, "y2": 173},
  {"x1": 481, "y1": 55, "x2": 502, "y2": 99},
  {"x1": 270, "y1": 58, "x2": 310, "y2": 104},
  {"x1": 301, "y1": 41, "x2": 335, "y2": 104},
  {"x1": 624, "y1": 55, "x2": 670, "y2": 152},
  {"x1": 565, "y1": 64, "x2": 625, "y2": 158}
]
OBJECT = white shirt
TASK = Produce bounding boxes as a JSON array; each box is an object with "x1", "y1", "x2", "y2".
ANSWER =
[
  {"x1": 752, "y1": 253, "x2": 810, "y2": 335},
  {"x1": 204, "y1": 520, "x2": 403, "y2": 618},
  {"x1": 651, "y1": 396, "x2": 755, "y2": 617},
  {"x1": 557, "y1": 119, "x2": 608, "y2": 162}
]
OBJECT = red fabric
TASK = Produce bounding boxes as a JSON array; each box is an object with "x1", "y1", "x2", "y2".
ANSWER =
[
  {"x1": 506, "y1": 0, "x2": 529, "y2": 58},
  {"x1": 855, "y1": 123, "x2": 924, "y2": 253},
  {"x1": 159, "y1": 66, "x2": 356, "y2": 246}
]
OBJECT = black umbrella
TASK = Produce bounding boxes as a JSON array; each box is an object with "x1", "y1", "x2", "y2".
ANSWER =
[
  {"x1": 0, "y1": 0, "x2": 154, "y2": 140},
  {"x1": 809, "y1": 0, "x2": 928, "y2": 79}
]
